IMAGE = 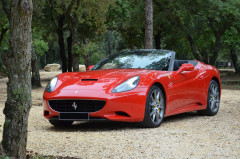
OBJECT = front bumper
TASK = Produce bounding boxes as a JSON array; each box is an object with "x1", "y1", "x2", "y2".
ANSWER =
[{"x1": 43, "y1": 88, "x2": 147, "y2": 122}]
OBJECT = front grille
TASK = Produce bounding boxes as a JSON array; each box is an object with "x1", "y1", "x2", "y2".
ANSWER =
[{"x1": 48, "y1": 100, "x2": 106, "y2": 112}]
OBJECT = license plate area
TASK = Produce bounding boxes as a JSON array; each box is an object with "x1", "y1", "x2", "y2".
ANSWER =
[{"x1": 59, "y1": 112, "x2": 89, "y2": 120}]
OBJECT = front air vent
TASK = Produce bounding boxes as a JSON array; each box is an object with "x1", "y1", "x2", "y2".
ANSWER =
[
  {"x1": 115, "y1": 111, "x2": 130, "y2": 117},
  {"x1": 81, "y1": 79, "x2": 98, "y2": 81}
]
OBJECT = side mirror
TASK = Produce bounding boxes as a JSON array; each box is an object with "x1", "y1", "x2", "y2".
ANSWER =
[
  {"x1": 87, "y1": 65, "x2": 94, "y2": 71},
  {"x1": 177, "y1": 64, "x2": 194, "y2": 74}
]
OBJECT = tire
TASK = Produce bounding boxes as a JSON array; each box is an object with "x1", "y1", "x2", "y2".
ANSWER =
[
  {"x1": 142, "y1": 85, "x2": 165, "y2": 128},
  {"x1": 49, "y1": 120, "x2": 73, "y2": 127},
  {"x1": 197, "y1": 80, "x2": 220, "y2": 116}
]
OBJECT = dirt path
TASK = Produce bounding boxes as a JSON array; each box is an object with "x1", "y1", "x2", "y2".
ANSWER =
[{"x1": 0, "y1": 71, "x2": 239, "y2": 158}]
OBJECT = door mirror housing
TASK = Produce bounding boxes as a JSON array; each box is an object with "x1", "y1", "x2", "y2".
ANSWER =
[
  {"x1": 87, "y1": 65, "x2": 94, "y2": 71},
  {"x1": 177, "y1": 64, "x2": 194, "y2": 74}
]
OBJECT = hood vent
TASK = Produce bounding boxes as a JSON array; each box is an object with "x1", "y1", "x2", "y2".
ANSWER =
[{"x1": 81, "y1": 79, "x2": 98, "y2": 81}]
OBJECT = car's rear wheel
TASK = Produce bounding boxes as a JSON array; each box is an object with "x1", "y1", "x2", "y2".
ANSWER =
[
  {"x1": 142, "y1": 85, "x2": 165, "y2": 128},
  {"x1": 49, "y1": 120, "x2": 73, "y2": 127},
  {"x1": 198, "y1": 80, "x2": 220, "y2": 116}
]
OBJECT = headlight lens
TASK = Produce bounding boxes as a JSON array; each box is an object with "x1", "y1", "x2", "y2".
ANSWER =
[
  {"x1": 112, "y1": 76, "x2": 140, "y2": 93},
  {"x1": 46, "y1": 77, "x2": 58, "y2": 92}
]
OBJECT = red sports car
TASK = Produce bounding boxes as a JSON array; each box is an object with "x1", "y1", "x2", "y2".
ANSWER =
[{"x1": 43, "y1": 49, "x2": 221, "y2": 128}]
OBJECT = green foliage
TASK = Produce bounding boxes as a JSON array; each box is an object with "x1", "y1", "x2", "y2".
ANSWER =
[
  {"x1": 79, "y1": 41, "x2": 106, "y2": 65},
  {"x1": 33, "y1": 38, "x2": 49, "y2": 56},
  {"x1": 4, "y1": 0, "x2": 239, "y2": 70},
  {"x1": 72, "y1": 42, "x2": 81, "y2": 55},
  {"x1": 151, "y1": 0, "x2": 240, "y2": 64},
  {"x1": 106, "y1": 0, "x2": 144, "y2": 48},
  {"x1": 77, "y1": 0, "x2": 112, "y2": 40},
  {"x1": 0, "y1": 155, "x2": 10, "y2": 159},
  {"x1": 223, "y1": 27, "x2": 240, "y2": 49}
]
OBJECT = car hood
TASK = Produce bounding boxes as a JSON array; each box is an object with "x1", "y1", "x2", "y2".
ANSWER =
[{"x1": 57, "y1": 69, "x2": 150, "y2": 91}]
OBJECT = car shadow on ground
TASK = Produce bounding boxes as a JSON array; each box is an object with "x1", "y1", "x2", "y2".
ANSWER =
[{"x1": 46, "y1": 111, "x2": 204, "y2": 132}]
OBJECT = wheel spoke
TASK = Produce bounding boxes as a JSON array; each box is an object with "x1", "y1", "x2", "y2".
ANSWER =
[
  {"x1": 156, "y1": 99, "x2": 163, "y2": 108},
  {"x1": 150, "y1": 109, "x2": 156, "y2": 116},
  {"x1": 150, "y1": 102, "x2": 155, "y2": 107},
  {"x1": 215, "y1": 100, "x2": 219, "y2": 106},
  {"x1": 160, "y1": 111, "x2": 163, "y2": 119},
  {"x1": 150, "y1": 95, "x2": 156, "y2": 105},
  {"x1": 156, "y1": 91, "x2": 160, "y2": 101},
  {"x1": 209, "y1": 98, "x2": 214, "y2": 103},
  {"x1": 154, "y1": 90, "x2": 157, "y2": 101},
  {"x1": 159, "y1": 98, "x2": 163, "y2": 105},
  {"x1": 210, "y1": 100, "x2": 215, "y2": 110},
  {"x1": 155, "y1": 111, "x2": 160, "y2": 122},
  {"x1": 160, "y1": 105, "x2": 164, "y2": 110},
  {"x1": 210, "y1": 85, "x2": 214, "y2": 94},
  {"x1": 152, "y1": 113, "x2": 156, "y2": 121},
  {"x1": 214, "y1": 86, "x2": 217, "y2": 95}
]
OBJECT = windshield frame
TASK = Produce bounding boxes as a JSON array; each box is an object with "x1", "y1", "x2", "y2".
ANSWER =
[{"x1": 92, "y1": 49, "x2": 176, "y2": 71}]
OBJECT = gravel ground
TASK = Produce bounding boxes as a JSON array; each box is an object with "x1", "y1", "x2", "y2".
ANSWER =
[{"x1": 0, "y1": 71, "x2": 239, "y2": 158}]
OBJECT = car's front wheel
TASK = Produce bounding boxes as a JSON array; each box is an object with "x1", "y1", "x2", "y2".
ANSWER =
[
  {"x1": 198, "y1": 80, "x2": 220, "y2": 116},
  {"x1": 49, "y1": 120, "x2": 73, "y2": 127},
  {"x1": 142, "y1": 85, "x2": 165, "y2": 128}
]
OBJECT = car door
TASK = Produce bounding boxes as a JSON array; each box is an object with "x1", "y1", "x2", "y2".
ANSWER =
[{"x1": 167, "y1": 66, "x2": 204, "y2": 114}]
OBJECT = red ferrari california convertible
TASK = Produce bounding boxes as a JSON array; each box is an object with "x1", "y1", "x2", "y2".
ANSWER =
[{"x1": 43, "y1": 49, "x2": 221, "y2": 128}]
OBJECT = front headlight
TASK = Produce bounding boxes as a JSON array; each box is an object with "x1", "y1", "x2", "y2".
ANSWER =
[
  {"x1": 46, "y1": 77, "x2": 58, "y2": 92},
  {"x1": 112, "y1": 76, "x2": 140, "y2": 93}
]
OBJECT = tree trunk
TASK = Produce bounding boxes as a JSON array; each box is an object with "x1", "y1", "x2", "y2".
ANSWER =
[
  {"x1": 107, "y1": 30, "x2": 112, "y2": 55},
  {"x1": 230, "y1": 48, "x2": 240, "y2": 74},
  {"x1": 84, "y1": 38, "x2": 89, "y2": 68},
  {"x1": 1, "y1": 0, "x2": 33, "y2": 158},
  {"x1": 154, "y1": 30, "x2": 161, "y2": 49},
  {"x1": 67, "y1": 32, "x2": 72, "y2": 72},
  {"x1": 186, "y1": 35, "x2": 202, "y2": 61},
  {"x1": 144, "y1": 0, "x2": 153, "y2": 49},
  {"x1": 199, "y1": 50, "x2": 209, "y2": 64},
  {"x1": 209, "y1": 34, "x2": 221, "y2": 66},
  {"x1": 71, "y1": 20, "x2": 79, "y2": 72},
  {"x1": 31, "y1": 44, "x2": 41, "y2": 87},
  {"x1": 72, "y1": 53, "x2": 79, "y2": 72},
  {"x1": 57, "y1": 14, "x2": 67, "y2": 73}
]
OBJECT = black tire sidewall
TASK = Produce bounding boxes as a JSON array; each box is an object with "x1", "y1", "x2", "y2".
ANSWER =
[
  {"x1": 142, "y1": 85, "x2": 165, "y2": 128},
  {"x1": 206, "y1": 80, "x2": 220, "y2": 116}
]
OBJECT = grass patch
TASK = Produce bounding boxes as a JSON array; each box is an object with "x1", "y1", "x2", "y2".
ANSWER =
[
  {"x1": 220, "y1": 69, "x2": 240, "y2": 90},
  {"x1": 26, "y1": 151, "x2": 81, "y2": 159}
]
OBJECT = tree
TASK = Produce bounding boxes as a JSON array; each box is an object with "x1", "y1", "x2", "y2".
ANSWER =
[
  {"x1": 61, "y1": 0, "x2": 112, "y2": 71},
  {"x1": 0, "y1": 1, "x2": 9, "y2": 45},
  {"x1": 162, "y1": 0, "x2": 239, "y2": 65},
  {"x1": 223, "y1": 26, "x2": 240, "y2": 74},
  {"x1": 33, "y1": 0, "x2": 69, "y2": 72},
  {"x1": 144, "y1": 0, "x2": 153, "y2": 49},
  {"x1": 31, "y1": 44, "x2": 41, "y2": 87},
  {"x1": 0, "y1": 0, "x2": 33, "y2": 158},
  {"x1": 106, "y1": 0, "x2": 145, "y2": 49},
  {"x1": 67, "y1": 32, "x2": 73, "y2": 72},
  {"x1": 31, "y1": 29, "x2": 48, "y2": 87}
]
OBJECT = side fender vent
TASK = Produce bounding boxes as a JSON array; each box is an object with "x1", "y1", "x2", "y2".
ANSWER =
[{"x1": 81, "y1": 79, "x2": 98, "y2": 81}]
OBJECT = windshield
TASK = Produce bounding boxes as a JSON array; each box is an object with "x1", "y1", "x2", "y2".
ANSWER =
[{"x1": 92, "y1": 50, "x2": 172, "y2": 71}]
